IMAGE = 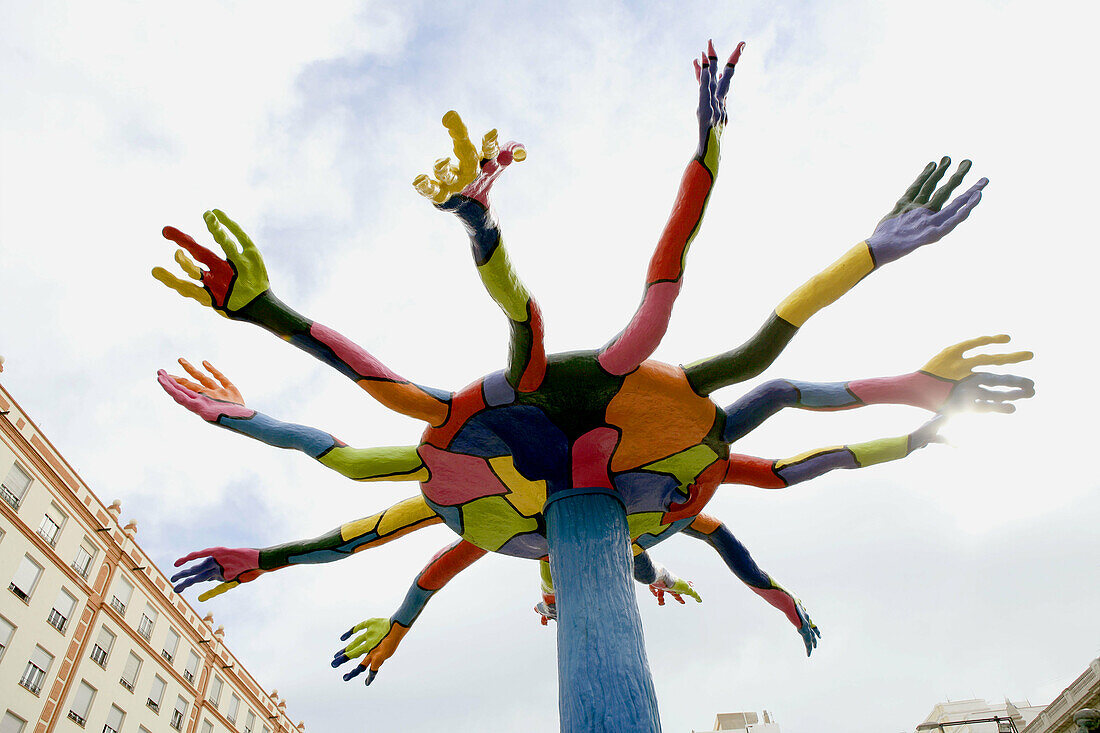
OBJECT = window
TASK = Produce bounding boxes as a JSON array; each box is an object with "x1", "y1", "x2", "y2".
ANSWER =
[
  {"x1": 110, "y1": 577, "x2": 133, "y2": 616},
  {"x1": 19, "y1": 645, "x2": 53, "y2": 695},
  {"x1": 208, "y1": 676, "x2": 223, "y2": 708},
  {"x1": 91, "y1": 626, "x2": 115, "y2": 667},
  {"x1": 36, "y1": 503, "x2": 66, "y2": 547},
  {"x1": 162, "y1": 627, "x2": 179, "y2": 663},
  {"x1": 9, "y1": 555, "x2": 43, "y2": 602},
  {"x1": 0, "y1": 616, "x2": 13, "y2": 662},
  {"x1": 147, "y1": 675, "x2": 165, "y2": 713},
  {"x1": 1, "y1": 712, "x2": 27, "y2": 733},
  {"x1": 1, "y1": 463, "x2": 31, "y2": 510},
  {"x1": 184, "y1": 649, "x2": 199, "y2": 684},
  {"x1": 120, "y1": 651, "x2": 141, "y2": 692},
  {"x1": 171, "y1": 696, "x2": 188, "y2": 731},
  {"x1": 103, "y1": 705, "x2": 124, "y2": 733},
  {"x1": 228, "y1": 693, "x2": 240, "y2": 723},
  {"x1": 68, "y1": 681, "x2": 96, "y2": 727},
  {"x1": 201, "y1": 721, "x2": 213, "y2": 733},
  {"x1": 245, "y1": 710, "x2": 256, "y2": 733},
  {"x1": 262, "y1": 726, "x2": 272, "y2": 733},
  {"x1": 138, "y1": 603, "x2": 157, "y2": 640},
  {"x1": 48, "y1": 588, "x2": 77, "y2": 633},
  {"x1": 72, "y1": 539, "x2": 98, "y2": 579}
]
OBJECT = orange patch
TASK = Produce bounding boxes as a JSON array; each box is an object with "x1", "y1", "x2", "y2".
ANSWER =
[
  {"x1": 360, "y1": 380, "x2": 449, "y2": 426},
  {"x1": 606, "y1": 361, "x2": 717, "y2": 472}
]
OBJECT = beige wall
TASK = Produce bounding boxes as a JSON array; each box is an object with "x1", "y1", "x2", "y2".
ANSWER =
[{"x1": 0, "y1": 383, "x2": 302, "y2": 733}]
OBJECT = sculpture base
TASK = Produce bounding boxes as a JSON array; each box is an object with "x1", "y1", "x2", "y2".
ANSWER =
[{"x1": 546, "y1": 488, "x2": 661, "y2": 733}]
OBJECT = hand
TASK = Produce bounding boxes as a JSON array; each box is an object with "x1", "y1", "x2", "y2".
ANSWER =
[
  {"x1": 171, "y1": 547, "x2": 264, "y2": 602},
  {"x1": 157, "y1": 369, "x2": 253, "y2": 423},
  {"x1": 649, "y1": 566, "x2": 702, "y2": 605},
  {"x1": 867, "y1": 157, "x2": 988, "y2": 265},
  {"x1": 332, "y1": 617, "x2": 408, "y2": 686},
  {"x1": 169, "y1": 359, "x2": 244, "y2": 404},
  {"x1": 909, "y1": 414, "x2": 949, "y2": 451},
  {"x1": 794, "y1": 601, "x2": 821, "y2": 657},
  {"x1": 922, "y1": 335, "x2": 1035, "y2": 414},
  {"x1": 413, "y1": 111, "x2": 525, "y2": 207},
  {"x1": 534, "y1": 600, "x2": 557, "y2": 626},
  {"x1": 693, "y1": 40, "x2": 745, "y2": 146},
  {"x1": 152, "y1": 209, "x2": 270, "y2": 319}
]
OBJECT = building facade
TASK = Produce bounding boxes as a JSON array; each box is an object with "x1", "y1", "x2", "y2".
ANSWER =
[
  {"x1": 1022, "y1": 658, "x2": 1100, "y2": 733},
  {"x1": 0, "y1": 381, "x2": 303, "y2": 733}
]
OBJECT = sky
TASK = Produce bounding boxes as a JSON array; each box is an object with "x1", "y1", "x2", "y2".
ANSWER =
[{"x1": 1, "y1": 1, "x2": 1098, "y2": 731}]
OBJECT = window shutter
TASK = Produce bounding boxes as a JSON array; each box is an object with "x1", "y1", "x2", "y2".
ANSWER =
[
  {"x1": 11, "y1": 556, "x2": 42, "y2": 594},
  {"x1": 72, "y1": 682, "x2": 95, "y2": 717}
]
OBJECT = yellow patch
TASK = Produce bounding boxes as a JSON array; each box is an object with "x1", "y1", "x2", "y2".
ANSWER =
[
  {"x1": 775, "y1": 446, "x2": 844, "y2": 470},
  {"x1": 340, "y1": 514, "x2": 380, "y2": 542},
  {"x1": 376, "y1": 496, "x2": 438, "y2": 537},
  {"x1": 489, "y1": 456, "x2": 547, "y2": 517},
  {"x1": 638, "y1": 445, "x2": 720, "y2": 494},
  {"x1": 775, "y1": 242, "x2": 875, "y2": 327},
  {"x1": 627, "y1": 511, "x2": 668, "y2": 540}
]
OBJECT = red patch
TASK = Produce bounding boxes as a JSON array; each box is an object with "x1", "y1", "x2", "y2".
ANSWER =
[
  {"x1": 662, "y1": 459, "x2": 726, "y2": 524},
  {"x1": 645, "y1": 162, "x2": 711, "y2": 283},
  {"x1": 725, "y1": 454, "x2": 786, "y2": 488},
  {"x1": 423, "y1": 381, "x2": 487, "y2": 448}
]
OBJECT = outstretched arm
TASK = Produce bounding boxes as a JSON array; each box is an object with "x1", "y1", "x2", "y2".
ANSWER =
[
  {"x1": 152, "y1": 212, "x2": 451, "y2": 425},
  {"x1": 685, "y1": 157, "x2": 990, "y2": 396},
  {"x1": 598, "y1": 40, "x2": 745, "y2": 376},
  {"x1": 683, "y1": 514, "x2": 819, "y2": 656},
  {"x1": 414, "y1": 112, "x2": 545, "y2": 393},
  {"x1": 333, "y1": 539, "x2": 486, "y2": 685},
  {"x1": 721, "y1": 335, "x2": 1034, "y2": 443},
  {"x1": 722, "y1": 415, "x2": 946, "y2": 490},
  {"x1": 157, "y1": 361, "x2": 428, "y2": 482},
  {"x1": 170, "y1": 495, "x2": 442, "y2": 601}
]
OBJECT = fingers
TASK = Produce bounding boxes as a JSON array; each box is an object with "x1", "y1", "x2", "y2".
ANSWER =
[
  {"x1": 162, "y1": 226, "x2": 221, "y2": 270},
  {"x1": 965, "y1": 351, "x2": 1034, "y2": 369},
  {"x1": 170, "y1": 375, "x2": 208, "y2": 394},
  {"x1": 914, "y1": 156, "x2": 951, "y2": 205},
  {"x1": 174, "y1": 249, "x2": 204, "y2": 280},
  {"x1": 481, "y1": 129, "x2": 499, "y2": 161},
  {"x1": 412, "y1": 174, "x2": 441, "y2": 200},
  {"x1": 202, "y1": 360, "x2": 235, "y2": 390},
  {"x1": 927, "y1": 159, "x2": 972, "y2": 211},
  {"x1": 932, "y1": 177, "x2": 988, "y2": 229},
  {"x1": 899, "y1": 161, "x2": 937, "y2": 207},
  {"x1": 693, "y1": 57, "x2": 701, "y2": 82},
  {"x1": 952, "y1": 333, "x2": 1011, "y2": 355},
  {"x1": 157, "y1": 369, "x2": 203, "y2": 408},
  {"x1": 174, "y1": 547, "x2": 223, "y2": 567},
  {"x1": 203, "y1": 210, "x2": 239, "y2": 260},
  {"x1": 442, "y1": 110, "x2": 479, "y2": 188},
  {"x1": 197, "y1": 581, "x2": 239, "y2": 602},
  {"x1": 715, "y1": 41, "x2": 746, "y2": 103},
  {"x1": 211, "y1": 209, "x2": 259, "y2": 256},
  {"x1": 972, "y1": 373, "x2": 1035, "y2": 392},
  {"x1": 178, "y1": 358, "x2": 218, "y2": 390},
  {"x1": 152, "y1": 267, "x2": 212, "y2": 307}
]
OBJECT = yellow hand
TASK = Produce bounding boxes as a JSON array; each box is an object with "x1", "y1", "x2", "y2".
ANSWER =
[{"x1": 921, "y1": 334, "x2": 1033, "y2": 381}]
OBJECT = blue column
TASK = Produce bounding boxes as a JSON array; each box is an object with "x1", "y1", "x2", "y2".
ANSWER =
[{"x1": 545, "y1": 487, "x2": 661, "y2": 733}]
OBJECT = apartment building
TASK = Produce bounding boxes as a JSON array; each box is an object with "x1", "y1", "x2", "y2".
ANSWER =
[{"x1": 0, "y1": 380, "x2": 303, "y2": 733}]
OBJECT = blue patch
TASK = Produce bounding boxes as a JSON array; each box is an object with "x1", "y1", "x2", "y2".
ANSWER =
[
  {"x1": 219, "y1": 413, "x2": 336, "y2": 458},
  {"x1": 684, "y1": 524, "x2": 770, "y2": 588},
  {"x1": 788, "y1": 380, "x2": 858, "y2": 408},
  {"x1": 451, "y1": 406, "x2": 570, "y2": 488},
  {"x1": 424, "y1": 498, "x2": 464, "y2": 536},
  {"x1": 482, "y1": 370, "x2": 516, "y2": 407},
  {"x1": 778, "y1": 449, "x2": 856, "y2": 485},
  {"x1": 392, "y1": 582, "x2": 435, "y2": 626},
  {"x1": 415, "y1": 382, "x2": 453, "y2": 403},
  {"x1": 723, "y1": 379, "x2": 798, "y2": 443},
  {"x1": 614, "y1": 472, "x2": 683, "y2": 514},
  {"x1": 495, "y1": 531, "x2": 550, "y2": 560}
]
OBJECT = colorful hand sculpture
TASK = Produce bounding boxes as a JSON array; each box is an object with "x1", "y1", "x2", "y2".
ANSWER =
[
  {"x1": 159, "y1": 41, "x2": 1033, "y2": 684},
  {"x1": 170, "y1": 547, "x2": 264, "y2": 602}
]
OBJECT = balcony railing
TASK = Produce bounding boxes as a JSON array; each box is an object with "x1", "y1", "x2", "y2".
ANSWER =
[
  {"x1": 109, "y1": 597, "x2": 126, "y2": 615},
  {"x1": 146, "y1": 698, "x2": 160, "y2": 713},
  {"x1": 170, "y1": 711, "x2": 184, "y2": 730},
  {"x1": 0, "y1": 485, "x2": 21, "y2": 510},
  {"x1": 36, "y1": 527, "x2": 58, "y2": 547},
  {"x1": 8, "y1": 583, "x2": 30, "y2": 603},
  {"x1": 19, "y1": 667, "x2": 44, "y2": 695},
  {"x1": 72, "y1": 559, "x2": 91, "y2": 579},
  {"x1": 184, "y1": 669, "x2": 195, "y2": 683},
  {"x1": 90, "y1": 645, "x2": 109, "y2": 667},
  {"x1": 47, "y1": 609, "x2": 68, "y2": 633},
  {"x1": 103, "y1": 725, "x2": 118, "y2": 733},
  {"x1": 67, "y1": 711, "x2": 87, "y2": 727},
  {"x1": 138, "y1": 618, "x2": 154, "y2": 640},
  {"x1": 162, "y1": 649, "x2": 174, "y2": 663},
  {"x1": 119, "y1": 677, "x2": 134, "y2": 692}
]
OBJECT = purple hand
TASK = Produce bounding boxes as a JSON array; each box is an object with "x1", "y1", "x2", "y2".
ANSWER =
[
  {"x1": 867, "y1": 157, "x2": 988, "y2": 265},
  {"x1": 171, "y1": 547, "x2": 263, "y2": 593},
  {"x1": 693, "y1": 40, "x2": 745, "y2": 145}
]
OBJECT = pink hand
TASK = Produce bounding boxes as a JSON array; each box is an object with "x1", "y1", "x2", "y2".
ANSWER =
[{"x1": 157, "y1": 370, "x2": 254, "y2": 423}]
